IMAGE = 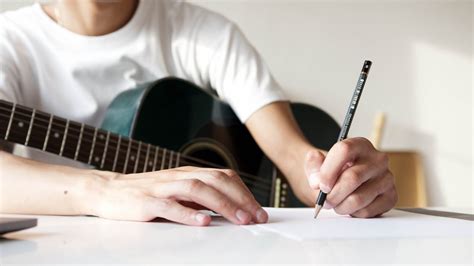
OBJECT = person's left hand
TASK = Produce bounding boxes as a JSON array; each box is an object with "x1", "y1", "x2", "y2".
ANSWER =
[{"x1": 301, "y1": 137, "x2": 397, "y2": 218}]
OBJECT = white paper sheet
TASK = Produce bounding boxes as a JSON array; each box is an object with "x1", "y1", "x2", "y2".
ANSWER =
[{"x1": 244, "y1": 208, "x2": 473, "y2": 241}]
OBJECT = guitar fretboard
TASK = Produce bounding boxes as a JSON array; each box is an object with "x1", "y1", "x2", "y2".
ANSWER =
[{"x1": 0, "y1": 100, "x2": 183, "y2": 174}]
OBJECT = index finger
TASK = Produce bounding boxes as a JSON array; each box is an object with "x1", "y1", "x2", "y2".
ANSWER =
[
  {"x1": 150, "y1": 179, "x2": 253, "y2": 225},
  {"x1": 319, "y1": 138, "x2": 371, "y2": 193},
  {"x1": 192, "y1": 169, "x2": 268, "y2": 224}
]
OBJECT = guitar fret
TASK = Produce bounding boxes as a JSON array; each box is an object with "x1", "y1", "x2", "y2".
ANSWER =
[
  {"x1": 89, "y1": 130, "x2": 107, "y2": 167},
  {"x1": 112, "y1": 135, "x2": 121, "y2": 172},
  {"x1": 168, "y1": 150, "x2": 174, "y2": 169},
  {"x1": 25, "y1": 111, "x2": 48, "y2": 150},
  {"x1": 6, "y1": 105, "x2": 32, "y2": 145},
  {"x1": 176, "y1": 153, "x2": 181, "y2": 168},
  {"x1": 122, "y1": 138, "x2": 132, "y2": 174},
  {"x1": 136, "y1": 143, "x2": 147, "y2": 173},
  {"x1": 59, "y1": 119, "x2": 69, "y2": 156},
  {"x1": 74, "y1": 123, "x2": 84, "y2": 161},
  {"x1": 100, "y1": 131, "x2": 111, "y2": 169},
  {"x1": 24, "y1": 109, "x2": 36, "y2": 146},
  {"x1": 0, "y1": 102, "x2": 12, "y2": 139},
  {"x1": 61, "y1": 121, "x2": 81, "y2": 160},
  {"x1": 42, "y1": 114, "x2": 53, "y2": 151},
  {"x1": 161, "y1": 149, "x2": 167, "y2": 170},
  {"x1": 144, "y1": 144, "x2": 151, "y2": 172},
  {"x1": 88, "y1": 128, "x2": 98, "y2": 164},
  {"x1": 44, "y1": 116, "x2": 67, "y2": 155},
  {"x1": 4, "y1": 103, "x2": 16, "y2": 140},
  {"x1": 152, "y1": 146, "x2": 158, "y2": 171},
  {"x1": 133, "y1": 141, "x2": 142, "y2": 173}
]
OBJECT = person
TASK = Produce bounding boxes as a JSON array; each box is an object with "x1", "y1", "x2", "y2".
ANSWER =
[{"x1": 0, "y1": 0, "x2": 397, "y2": 226}]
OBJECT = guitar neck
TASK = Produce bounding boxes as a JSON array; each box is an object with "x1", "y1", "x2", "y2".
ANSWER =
[{"x1": 0, "y1": 100, "x2": 184, "y2": 174}]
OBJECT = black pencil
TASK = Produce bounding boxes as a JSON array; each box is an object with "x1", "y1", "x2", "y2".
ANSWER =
[{"x1": 314, "y1": 60, "x2": 372, "y2": 219}]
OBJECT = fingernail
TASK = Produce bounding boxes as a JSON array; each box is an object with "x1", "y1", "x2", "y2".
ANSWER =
[
  {"x1": 236, "y1": 209, "x2": 251, "y2": 223},
  {"x1": 256, "y1": 208, "x2": 268, "y2": 223},
  {"x1": 320, "y1": 183, "x2": 331, "y2": 193},
  {"x1": 195, "y1": 213, "x2": 209, "y2": 224},
  {"x1": 308, "y1": 172, "x2": 320, "y2": 189}
]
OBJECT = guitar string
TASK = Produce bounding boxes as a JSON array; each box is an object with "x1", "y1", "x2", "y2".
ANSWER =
[
  {"x1": 0, "y1": 121, "x2": 272, "y2": 196},
  {"x1": 0, "y1": 105, "x2": 276, "y2": 184},
  {"x1": 0, "y1": 105, "x2": 274, "y2": 184},
  {"x1": 0, "y1": 105, "x2": 275, "y2": 179},
  {"x1": 0, "y1": 109, "x2": 276, "y2": 190}
]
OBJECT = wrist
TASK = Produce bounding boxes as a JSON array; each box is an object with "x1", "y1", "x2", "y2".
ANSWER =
[
  {"x1": 77, "y1": 170, "x2": 117, "y2": 216},
  {"x1": 277, "y1": 143, "x2": 311, "y2": 183},
  {"x1": 280, "y1": 144, "x2": 326, "y2": 185}
]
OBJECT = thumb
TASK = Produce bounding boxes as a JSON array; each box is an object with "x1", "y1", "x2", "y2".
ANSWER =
[{"x1": 304, "y1": 150, "x2": 325, "y2": 190}]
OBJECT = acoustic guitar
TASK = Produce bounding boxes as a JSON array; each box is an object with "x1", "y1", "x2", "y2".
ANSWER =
[{"x1": 0, "y1": 77, "x2": 340, "y2": 207}]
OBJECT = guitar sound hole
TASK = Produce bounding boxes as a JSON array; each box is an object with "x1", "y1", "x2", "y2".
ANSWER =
[{"x1": 186, "y1": 149, "x2": 230, "y2": 169}]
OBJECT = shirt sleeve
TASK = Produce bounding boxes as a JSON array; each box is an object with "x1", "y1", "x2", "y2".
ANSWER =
[
  {"x1": 0, "y1": 64, "x2": 21, "y2": 103},
  {"x1": 0, "y1": 20, "x2": 22, "y2": 103},
  {"x1": 170, "y1": 5, "x2": 287, "y2": 122},
  {"x1": 207, "y1": 24, "x2": 287, "y2": 122},
  {"x1": 0, "y1": 22, "x2": 21, "y2": 152}
]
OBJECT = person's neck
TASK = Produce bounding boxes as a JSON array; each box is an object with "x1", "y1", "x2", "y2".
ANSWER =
[{"x1": 42, "y1": 0, "x2": 139, "y2": 36}]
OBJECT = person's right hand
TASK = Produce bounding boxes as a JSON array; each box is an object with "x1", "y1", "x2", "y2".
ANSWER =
[{"x1": 86, "y1": 166, "x2": 268, "y2": 226}]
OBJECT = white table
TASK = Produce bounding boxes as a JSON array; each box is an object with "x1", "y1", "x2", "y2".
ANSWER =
[{"x1": 1, "y1": 208, "x2": 473, "y2": 264}]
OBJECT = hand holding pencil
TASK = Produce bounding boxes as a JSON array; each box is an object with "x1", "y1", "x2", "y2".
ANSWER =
[{"x1": 304, "y1": 61, "x2": 398, "y2": 219}]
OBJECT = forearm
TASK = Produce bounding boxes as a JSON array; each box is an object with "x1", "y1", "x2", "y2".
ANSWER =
[
  {"x1": 0, "y1": 150, "x2": 108, "y2": 216},
  {"x1": 245, "y1": 102, "x2": 315, "y2": 185}
]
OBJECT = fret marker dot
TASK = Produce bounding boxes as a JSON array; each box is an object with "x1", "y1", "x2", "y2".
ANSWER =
[
  {"x1": 131, "y1": 156, "x2": 135, "y2": 161},
  {"x1": 94, "y1": 156, "x2": 100, "y2": 162},
  {"x1": 54, "y1": 132, "x2": 60, "y2": 138},
  {"x1": 18, "y1": 121, "x2": 24, "y2": 128},
  {"x1": 99, "y1": 134, "x2": 104, "y2": 140},
  {"x1": 149, "y1": 162, "x2": 153, "y2": 166}
]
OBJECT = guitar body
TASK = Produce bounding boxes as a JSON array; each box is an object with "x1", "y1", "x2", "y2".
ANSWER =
[{"x1": 102, "y1": 78, "x2": 340, "y2": 207}]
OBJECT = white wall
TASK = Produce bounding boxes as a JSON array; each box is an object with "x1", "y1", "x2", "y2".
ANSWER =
[
  {"x1": 188, "y1": 0, "x2": 473, "y2": 208},
  {"x1": 1, "y1": 0, "x2": 472, "y2": 207}
]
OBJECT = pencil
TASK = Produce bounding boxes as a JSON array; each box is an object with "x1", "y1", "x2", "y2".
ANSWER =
[{"x1": 314, "y1": 60, "x2": 372, "y2": 219}]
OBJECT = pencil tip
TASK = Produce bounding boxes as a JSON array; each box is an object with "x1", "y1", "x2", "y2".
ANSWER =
[{"x1": 313, "y1": 205, "x2": 322, "y2": 219}]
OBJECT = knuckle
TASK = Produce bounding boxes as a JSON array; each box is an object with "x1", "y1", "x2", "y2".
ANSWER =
[
  {"x1": 311, "y1": 150, "x2": 325, "y2": 162},
  {"x1": 209, "y1": 171, "x2": 227, "y2": 182},
  {"x1": 348, "y1": 194, "x2": 364, "y2": 207},
  {"x1": 223, "y1": 169, "x2": 238, "y2": 178},
  {"x1": 216, "y1": 199, "x2": 233, "y2": 211},
  {"x1": 185, "y1": 179, "x2": 204, "y2": 193},
  {"x1": 359, "y1": 137, "x2": 373, "y2": 148},
  {"x1": 345, "y1": 169, "x2": 362, "y2": 187},
  {"x1": 336, "y1": 141, "x2": 354, "y2": 158}
]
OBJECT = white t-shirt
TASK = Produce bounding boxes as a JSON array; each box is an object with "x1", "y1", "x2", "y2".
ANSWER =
[{"x1": 0, "y1": 0, "x2": 286, "y2": 165}]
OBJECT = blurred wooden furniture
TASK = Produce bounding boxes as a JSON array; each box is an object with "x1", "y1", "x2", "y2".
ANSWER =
[
  {"x1": 370, "y1": 113, "x2": 427, "y2": 207},
  {"x1": 386, "y1": 151, "x2": 427, "y2": 207}
]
